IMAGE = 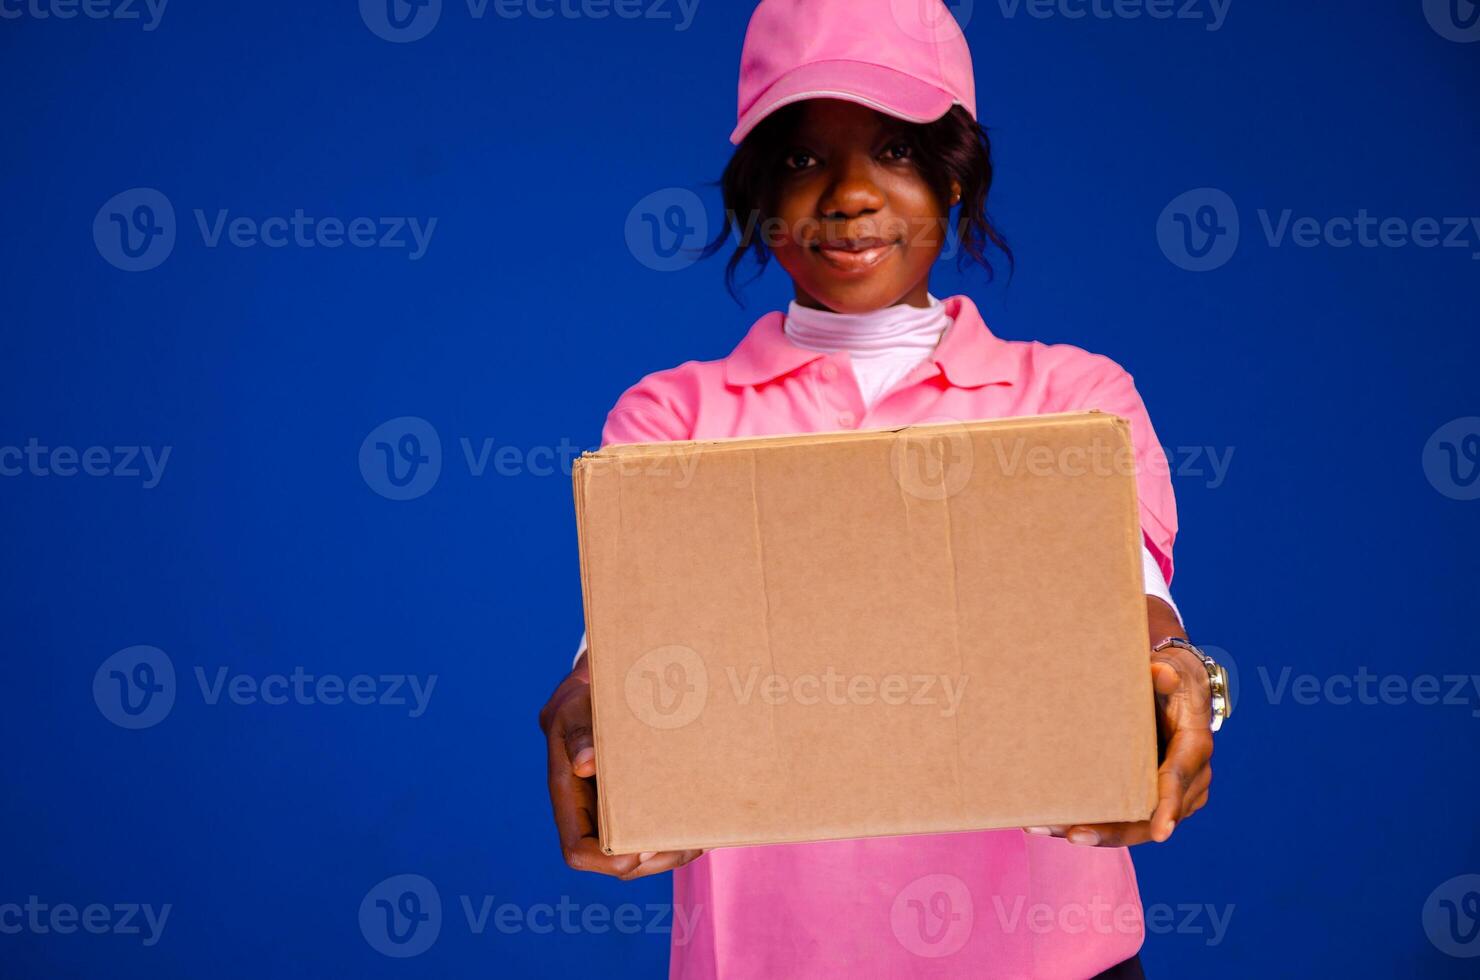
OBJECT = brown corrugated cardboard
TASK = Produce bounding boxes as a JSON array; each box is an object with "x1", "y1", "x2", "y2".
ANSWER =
[{"x1": 573, "y1": 411, "x2": 1158, "y2": 855}]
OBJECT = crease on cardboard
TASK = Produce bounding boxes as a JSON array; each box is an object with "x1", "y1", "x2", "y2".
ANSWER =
[
  {"x1": 746, "y1": 448, "x2": 786, "y2": 788},
  {"x1": 941, "y1": 484, "x2": 968, "y2": 821}
]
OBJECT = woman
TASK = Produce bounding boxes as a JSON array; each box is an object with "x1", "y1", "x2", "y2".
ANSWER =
[{"x1": 541, "y1": 1, "x2": 1221, "y2": 975}]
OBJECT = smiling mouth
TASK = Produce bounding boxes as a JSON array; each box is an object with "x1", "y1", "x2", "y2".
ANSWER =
[{"x1": 811, "y1": 237, "x2": 899, "y2": 274}]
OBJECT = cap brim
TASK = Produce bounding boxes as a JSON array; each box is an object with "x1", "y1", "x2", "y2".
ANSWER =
[{"x1": 729, "y1": 59, "x2": 959, "y2": 145}]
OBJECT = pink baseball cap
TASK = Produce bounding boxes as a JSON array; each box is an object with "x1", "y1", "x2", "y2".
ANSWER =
[{"x1": 730, "y1": 0, "x2": 977, "y2": 145}]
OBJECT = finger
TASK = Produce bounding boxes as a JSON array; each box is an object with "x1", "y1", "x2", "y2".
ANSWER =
[
  {"x1": 546, "y1": 722, "x2": 634, "y2": 877},
  {"x1": 1023, "y1": 826, "x2": 1070, "y2": 838},
  {"x1": 1152, "y1": 650, "x2": 1214, "y2": 729},
  {"x1": 617, "y1": 849, "x2": 706, "y2": 881},
  {"x1": 1181, "y1": 765, "x2": 1212, "y2": 816},
  {"x1": 1150, "y1": 729, "x2": 1213, "y2": 841},
  {"x1": 563, "y1": 837, "x2": 644, "y2": 877},
  {"x1": 1060, "y1": 820, "x2": 1155, "y2": 848},
  {"x1": 555, "y1": 684, "x2": 597, "y2": 777}
]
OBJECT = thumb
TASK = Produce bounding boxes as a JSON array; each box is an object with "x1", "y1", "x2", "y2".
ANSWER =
[{"x1": 1151, "y1": 660, "x2": 1181, "y2": 697}]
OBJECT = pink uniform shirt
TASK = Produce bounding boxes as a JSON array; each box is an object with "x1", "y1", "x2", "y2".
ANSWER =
[{"x1": 598, "y1": 295, "x2": 1178, "y2": 979}]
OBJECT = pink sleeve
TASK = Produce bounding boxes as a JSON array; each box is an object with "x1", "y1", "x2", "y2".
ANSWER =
[
  {"x1": 1074, "y1": 361, "x2": 1179, "y2": 584},
  {"x1": 598, "y1": 368, "x2": 696, "y2": 448}
]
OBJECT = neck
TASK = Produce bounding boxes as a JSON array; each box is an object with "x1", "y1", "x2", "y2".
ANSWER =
[
  {"x1": 782, "y1": 293, "x2": 952, "y2": 410},
  {"x1": 784, "y1": 292, "x2": 949, "y2": 354},
  {"x1": 792, "y1": 282, "x2": 933, "y2": 312}
]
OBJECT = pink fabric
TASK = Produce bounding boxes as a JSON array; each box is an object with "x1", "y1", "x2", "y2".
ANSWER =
[
  {"x1": 730, "y1": 0, "x2": 976, "y2": 144},
  {"x1": 599, "y1": 295, "x2": 1177, "y2": 979}
]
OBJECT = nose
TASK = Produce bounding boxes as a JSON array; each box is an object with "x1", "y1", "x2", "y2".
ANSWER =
[{"x1": 817, "y1": 153, "x2": 884, "y2": 220}]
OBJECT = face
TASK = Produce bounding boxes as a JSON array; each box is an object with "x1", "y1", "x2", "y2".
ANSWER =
[{"x1": 767, "y1": 99, "x2": 958, "y2": 314}]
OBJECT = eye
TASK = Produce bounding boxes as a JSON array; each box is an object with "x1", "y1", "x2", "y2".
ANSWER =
[
  {"x1": 882, "y1": 140, "x2": 914, "y2": 162},
  {"x1": 784, "y1": 150, "x2": 818, "y2": 171}
]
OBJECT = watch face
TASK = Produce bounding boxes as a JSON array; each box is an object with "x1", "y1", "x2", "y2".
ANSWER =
[{"x1": 1209, "y1": 662, "x2": 1230, "y2": 718}]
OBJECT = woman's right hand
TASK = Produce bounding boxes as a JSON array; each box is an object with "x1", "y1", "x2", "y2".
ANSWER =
[{"x1": 540, "y1": 652, "x2": 705, "y2": 880}]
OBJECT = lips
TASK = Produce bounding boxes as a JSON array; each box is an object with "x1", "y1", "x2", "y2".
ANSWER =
[{"x1": 812, "y1": 237, "x2": 899, "y2": 274}]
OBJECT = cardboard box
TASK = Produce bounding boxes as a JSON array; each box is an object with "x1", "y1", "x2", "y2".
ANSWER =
[{"x1": 573, "y1": 411, "x2": 1158, "y2": 855}]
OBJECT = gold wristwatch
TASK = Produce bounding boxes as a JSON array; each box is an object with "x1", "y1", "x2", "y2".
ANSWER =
[{"x1": 1152, "y1": 637, "x2": 1231, "y2": 732}]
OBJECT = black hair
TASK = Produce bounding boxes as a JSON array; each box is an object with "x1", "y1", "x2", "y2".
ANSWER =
[{"x1": 701, "y1": 102, "x2": 1012, "y2": 302}]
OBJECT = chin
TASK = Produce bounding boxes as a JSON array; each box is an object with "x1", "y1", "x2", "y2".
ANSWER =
[{"x1": 807, "y1": 280, "x2": 911, "y2": 315}]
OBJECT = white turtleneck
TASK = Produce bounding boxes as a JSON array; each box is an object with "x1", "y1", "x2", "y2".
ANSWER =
[
  {"x1": 784, "y1": 293, "x2": 951, "y2": 409},
  {"x1": 572, "y1": 296, "x2": 1181, "y2": 663}
]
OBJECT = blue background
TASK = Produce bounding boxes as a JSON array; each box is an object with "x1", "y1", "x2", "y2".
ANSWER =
[{"x1": 2, "y1": 0, "x2": 1478, "y2": 976}]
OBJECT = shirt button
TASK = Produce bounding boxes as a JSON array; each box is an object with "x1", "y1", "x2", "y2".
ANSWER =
[
  {"x1": 821, "y1": 363, "x2": 838, "y2": 381},
  {"x1": 837, "y1": 411, "x2": 856, "y2": 428}
]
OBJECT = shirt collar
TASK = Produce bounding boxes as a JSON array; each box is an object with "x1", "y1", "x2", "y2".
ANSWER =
[{"x1": 723, "y1": 294, "x2": 1016, "y2": 389}]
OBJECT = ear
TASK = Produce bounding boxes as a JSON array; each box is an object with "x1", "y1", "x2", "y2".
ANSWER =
[{"x1": 949, "y1": 182, "x2": 961, "y2": 206}]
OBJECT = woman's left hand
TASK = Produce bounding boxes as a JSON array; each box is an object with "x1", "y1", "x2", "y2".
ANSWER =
[{"x1": 1025, "y1": 597, "x2": 1214, "y2": 847}]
